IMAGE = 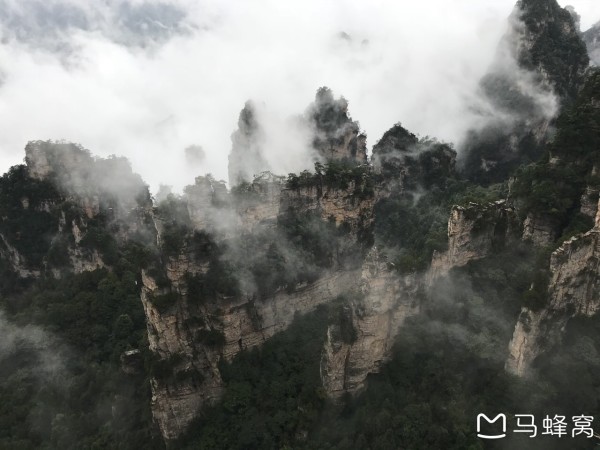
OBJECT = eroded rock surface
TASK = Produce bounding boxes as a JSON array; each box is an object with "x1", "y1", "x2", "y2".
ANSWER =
[
  {"x1": 506, "y1": 199, "x2": 600, "y2": 376},
  {"x1": 428, "y1": 201, "x2": 519, "y2": 282},
  {"x1": 321, "y1": 248, "x2": 420, "y2": 397}
]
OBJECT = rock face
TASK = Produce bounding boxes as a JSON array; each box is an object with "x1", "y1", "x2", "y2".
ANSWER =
[
  {"x1": 144, "y1": 216, "x2": 425, "y2": 438},
  {"x1": 141, "y1": 263, "x2": 225, "y2": 442},
  {"x1": 228, "y1": 101, "x2": 270, "y2": 186},
  {"x1": 145, "y1": 125, "x2": 457, "y2": 439},
  {"x1": 234, "y1": 172, "x2": 286, "y2": 231},
  {"x1": 506, "y1": 199, "x2": 600, "y2": 376},
  {"x1": 148, "y1": 152, "x2": 536, "y2": 439},
  {"x1": 0, "y1": 233, "x2": 40, "y2": 278},
  {"x1": 579, "y1": 165, "x2": 600, "y2": 219},
  {"x1": 321, "y1": 248, "x2": 420, "y2": 396},
  {"x1": 143, "y1": 259, "x2": 364, "y2": 439},
  {"x1": 280, "y1": 182, "x2": 374, "y2": 236},
  {"x1": 428, "y1": 201, "x2": 520, "y2": 281},
  {"x1": 522, "y1": 212, "x2": 560, "y2": 246},
  {"x1": 144, "y1": 170, "x2": 380, "y2": 440},
  {"x1": 184, "y1": 170, "x2": 372, "y2": 237},
  {"x1": 307, "y1": 87, "x2": 367, "y2": 164}
]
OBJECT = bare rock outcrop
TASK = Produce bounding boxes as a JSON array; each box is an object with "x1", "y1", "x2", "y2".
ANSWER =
[
  {"x1": 579, "y1": 165, "x2": 600, "y2": 219},
  {"x1": 142, "y1": 249, "x2": 363, "y2": 439},
  {"x1": 145, "y1": 170, "x2": 378, "y2": 440},
  {"x1": 141, "y1": 266, "x2": 224, "y2": 441},
  {"x1": 580, "y1": 186, "x2": 600, "y2": 219},
  {"x1": 234, "y1": 172, "x2": 285, "y2": 231},
  {"x1": 280, "y1": 181, "x2": 374, "y2": 236},
  {"x1": 0, "y1": 233, "x2": 40, "y2": 278},
  {"x1": 522, "y1": 212, "x2": 560, "y2": 246},
  {"x1": 321, "y1": 248, "x2": 420, "y2": 397},
  {"x1": 506, "y1": 199, "x2": 600, "y2": 376},
  {"x1": 428, "y1": 201, "x2": 519, "y2": 282}
]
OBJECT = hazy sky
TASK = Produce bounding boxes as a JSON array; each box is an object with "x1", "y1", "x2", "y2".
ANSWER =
[{"x1": 0, "y1": 0, "x2": 598, "y2": 192}]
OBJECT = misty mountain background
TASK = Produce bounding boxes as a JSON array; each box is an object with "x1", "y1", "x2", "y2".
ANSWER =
[{"x1": 0, "y1": 0, "x2": 596, "y2": 193}]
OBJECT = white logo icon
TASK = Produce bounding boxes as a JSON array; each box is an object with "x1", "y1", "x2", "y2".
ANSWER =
[{"x1": 477, "y1": 413, "x2": 507, "y2": 439}]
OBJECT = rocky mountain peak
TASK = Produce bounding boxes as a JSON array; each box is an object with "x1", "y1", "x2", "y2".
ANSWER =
[
  {"x1": 228, "y1": 101, "x2": 269, "y2": 187},
  {"x1": 460, "y1": 0, "x2": 589, "y2": 183},
  {"x1": 372, "y1": 123, "x2": 456, "y2": 190},
  {"x1": 307, "y1": 86, "x2": 367, "y2": 164},
  {"x1": 514, "y1": 0, "x2": 589, "y2": 103},
  {"x1": 24, "y1": 140, "x2": 150, "y2": 210}
]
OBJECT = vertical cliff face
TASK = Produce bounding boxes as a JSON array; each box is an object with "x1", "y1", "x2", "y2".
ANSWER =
[
  {"x1": 234, "y1": 172, "x2": 285, "y2": 231},
  {"x1": 147, "y1": 94, "x2": 380, "y2": 438},
  {"x1": 521, "y1": 212, "x2": 560, "y2": 246},
  {"x1": 142, "y1": 256, "x2": 364, "y2": 438},
  {"x1": 183, "y1": 171, "x2": 287, "y2": 236},
  {"x1": 25, "y1": 141, "x2": 90, "y2": 181},
  {"x1": 506, "y1": 199, "x2": 600, "y2": 376},
  {"x1": 280, "y1": 182, "x2": 374, "y2": 237},
  {"x1": 144, "y1": 167, "x2": 379, "y2": 440},
  {"x1": 144, "y1": 122, "x2": 456, "y2": 439},
  {"x1": 321, "y1": 248, "x2": 420, "y2": 397},
  {"x1": 428, "y1": 201, "x2": 520, "y2": 282},
  {"x1": 141, "y1": 260, "x2": 225, "y2": 441}
]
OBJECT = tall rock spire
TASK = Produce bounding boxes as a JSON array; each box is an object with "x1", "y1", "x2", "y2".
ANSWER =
[
  {"x1": 228, "y1": 101, "x2": 270, "y2": 187},
  {"x1": 306, "y1": 87, "x2": 367, "y2": 164},
  {"x1": 460, "y1": 0, "x2": 589, "y2": 183}
]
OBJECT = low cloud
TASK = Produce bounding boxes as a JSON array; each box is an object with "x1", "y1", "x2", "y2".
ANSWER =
[
  {"x1": 0, "y1": 309, "x2": 67, "y2": 377},
  {"x1": 0, "y1": 0, "x2": 598, "y2": 192}
]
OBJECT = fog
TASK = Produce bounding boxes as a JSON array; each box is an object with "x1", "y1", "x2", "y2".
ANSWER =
[
  {"x1": 0, "y1": 310, "x2": 66, "y2": 377},
  {"x1": 0, "y1": 0, "x2": 598, "y2": 192}
]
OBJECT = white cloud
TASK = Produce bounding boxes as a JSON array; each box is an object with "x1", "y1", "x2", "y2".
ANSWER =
[
  {"x1": 0, "y1": 0, "x2": 597, "y2": 192},
  {"x1": 565, "y1": 0, "x2": 600, "y2": 29}
]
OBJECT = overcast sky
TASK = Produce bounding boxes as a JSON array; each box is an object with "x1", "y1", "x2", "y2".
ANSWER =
[{"x1": 0, "y1": 0, "x2": 598, "y2": 192}]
